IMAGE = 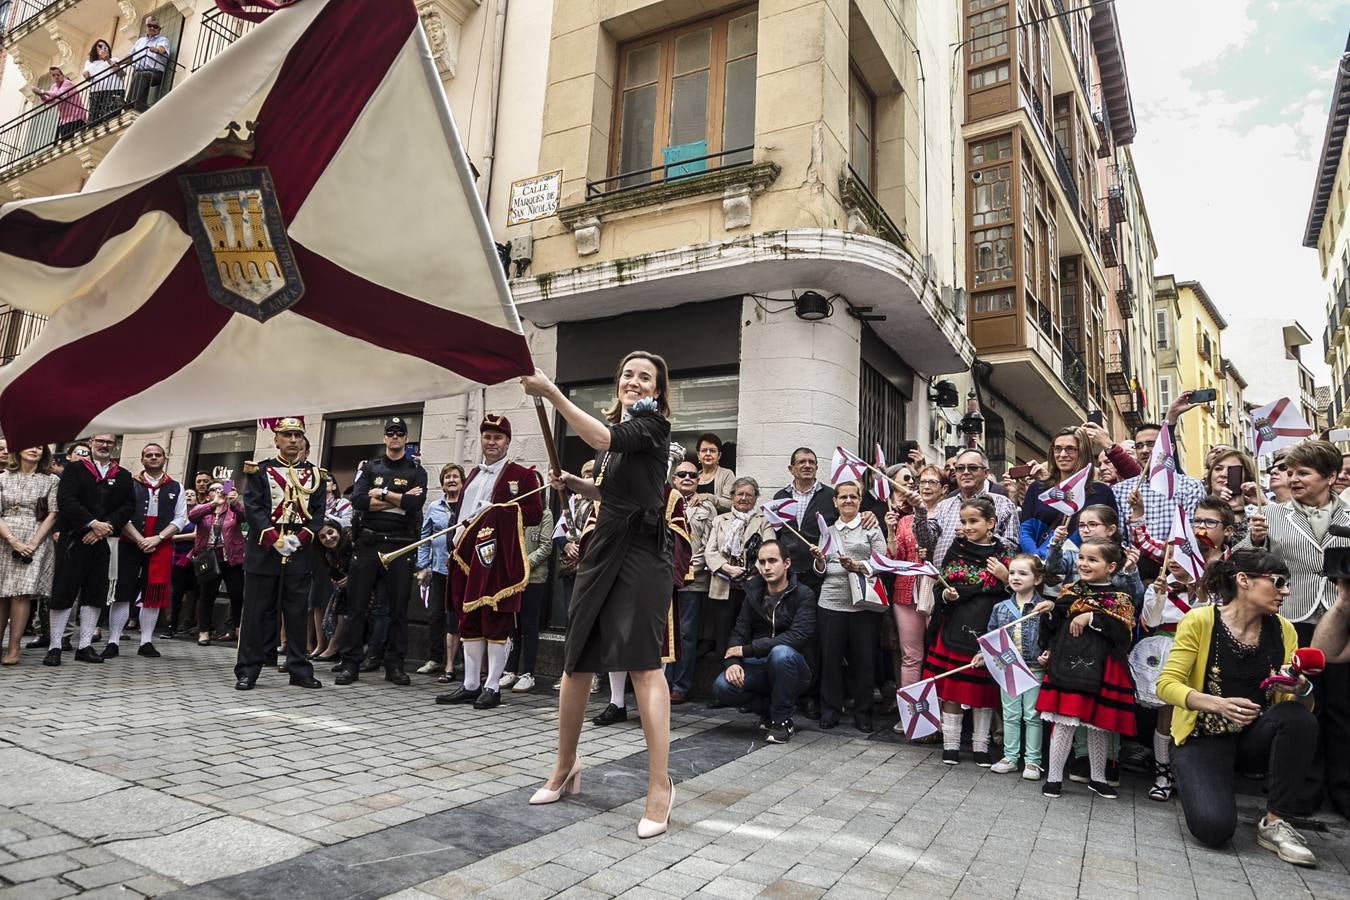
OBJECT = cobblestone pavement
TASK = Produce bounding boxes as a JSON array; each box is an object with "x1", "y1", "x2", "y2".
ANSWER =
[{"x1": 0, "y1": 638, "x2": 1347, "y2": 899}]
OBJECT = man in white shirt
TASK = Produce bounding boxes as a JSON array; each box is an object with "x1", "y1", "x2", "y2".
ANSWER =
[{"x1": 127, "y1": 16, "x2": 171, "y2": 112}]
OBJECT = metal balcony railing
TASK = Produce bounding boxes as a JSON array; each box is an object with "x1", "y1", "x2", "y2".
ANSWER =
[
  {"x1": 0, "y1": 0, "x2": 56, "y2": 39},
  {"x1": 1339, "y1": 281, "x2": 1350, "y2": 327},
  {"x1": 1114, "y1": 266, "x2": 1134, "y2": 319},
  {"x1": 586, "y1": 145, "x2": 753, "y2": 200},
  {"x1": 1052, "y1": 138, "x2": 1080, "y2": 218},
  {"x1": 0, "y1": 309, "x2": 46, "y2": 365},
  {"x1": 1105, "y1": 328, "x2": 1132, "y2": 397},
  {"x1": 1092, "y1": 82, "x2": 1111, "y2": 157},
  {"x1": 192, "y1": 6, "x2": 255, "y2": 72},
  {"x1": 1098, "y1": 196, "x2": 1119, "y2": 268},
  {"x1": 0, "y1": 48, "x2": 179, "y2": 178}
]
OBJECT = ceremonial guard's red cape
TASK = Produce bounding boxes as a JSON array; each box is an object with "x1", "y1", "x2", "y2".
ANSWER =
[{"x1": 450, "y1": 462, "x2": 543, "y2": 615}]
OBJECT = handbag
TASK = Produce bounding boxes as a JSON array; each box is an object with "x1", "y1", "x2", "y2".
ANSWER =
[
  {"x1": 192, "y1": 549, "x2": 220, "y2": 583},
  {"x1": 847, "y1": 571, "x2": 889, "y2": 612}
]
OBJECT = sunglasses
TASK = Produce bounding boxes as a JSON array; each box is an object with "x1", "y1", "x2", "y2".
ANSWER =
[
  {"x1": 147, "y1": 23, "x2": 160, "y2": 29},
  {"x1": 1248, "y1": 573, "x2": 1289, "y2": 590},
  {"x1": 952, "y1": 464, "x2": 985, "y2": 473},
  {"x1": 674, "y1": 471, "x2": 697, "y2": 479}
]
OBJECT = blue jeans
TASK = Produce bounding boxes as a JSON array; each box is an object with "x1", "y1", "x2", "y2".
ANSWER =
[
  {"x1": 666, "y1": 590, "x2": 704, "y2": 694},
  {"x1": 712, "y1": 644, "x2": 811, "y2": 723}
]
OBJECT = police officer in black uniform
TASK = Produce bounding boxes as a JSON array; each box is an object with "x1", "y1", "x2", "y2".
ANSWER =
[
  {"x1": 234, "y1": 418, "x2": 327, "y2": 691},
  {"x1": 335, "y1": 416, "x2": 428, "y2": 686}
]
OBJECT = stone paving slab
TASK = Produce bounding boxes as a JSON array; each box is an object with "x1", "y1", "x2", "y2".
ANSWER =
[{"x1": 1, "y1": 637, "x2": 1349, "y2": 898}]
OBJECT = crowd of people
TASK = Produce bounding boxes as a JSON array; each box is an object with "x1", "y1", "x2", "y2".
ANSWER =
[{"x1": 5, "y1": 378, "x2": 1350, "y2": 862}]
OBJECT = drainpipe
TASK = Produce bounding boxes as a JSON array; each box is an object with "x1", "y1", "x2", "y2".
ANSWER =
[{"x1": 478, "y1": 0, "x2": 509, "y2": 207}]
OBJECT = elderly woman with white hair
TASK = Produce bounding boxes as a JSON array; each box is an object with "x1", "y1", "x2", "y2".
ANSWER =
[{"x1": 704, "y1": 476, "x2": 776, "y2": 659}]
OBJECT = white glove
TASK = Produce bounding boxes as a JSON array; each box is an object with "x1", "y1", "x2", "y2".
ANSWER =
[{"x1": 277, "y1": 534, "x2": 302, "y2": 557}]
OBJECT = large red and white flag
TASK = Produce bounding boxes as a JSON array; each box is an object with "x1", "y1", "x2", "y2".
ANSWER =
[
  {"x1": 0, "y1": 0, "x2": 531, "y2": 447},
  {"x1": 1037, "y1": 465, "x2": 1091, "y2": 517},
  {"x1": 1169, "y1": 501, "x2": 1208, "y2": 584},
  {"x1": 1147, "y1": 424, "x2": 1178, "y2": 499},
  {"x1": 829, "y1": 446, "x2": 870, "y2": 485},
  {"x1": 895, "y1": 678, "x2": 942, "y2": 740},
  {"x1": 977, "y1": 626, "x2": 1040, "y2": 697},
  {"x1": 1249, "y1": 398, "x2": 1313, "y2": 459}
]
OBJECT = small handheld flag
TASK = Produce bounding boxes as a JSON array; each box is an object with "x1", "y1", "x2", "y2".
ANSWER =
[
  {"x1": 830, "y1": 446, "x2": 870, "y2": 485},
  {"x1": 896, "y1": 678, "x2": 943, "y2": 740},
  {"x1": 977, "y1": 627, "x2": 1040, "y2": 697},
  {"x1": 1148, "y1": 425, "x2": 1178, "y2": 500},
  {"x1": 869, "y1": 551, "x2": 939, "y2": 578},
  {"x1": 759, "y1": 498, "x2": 800, "y2": 528},
  {"x1": 1168, "y1": 501, "x2": 1207, "y2": 583},
  {"x1": 815, "y1": 512, "x2": 840, "y2": 559},
  {"x1": 872, "y1": 444, "x2": 889, "y2": 501},
  {"x1": 1249, "y1": 398, "x2": 1313, "y2": 459},
  {"x1": 1038, "y1": 465, "x2": 1091, "y2": 517}
]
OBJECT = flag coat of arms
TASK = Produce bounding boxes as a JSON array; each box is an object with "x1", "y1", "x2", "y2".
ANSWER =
[
  {"x1": 1148, "y1": 424, "x2": 1178, "y2": 499},
  {"x1": 0, "y1": 0, "x2": 532, "y2": 447},
  {"x1": 1249, "y1": 398, "x2": 1313, "y2": 459},
  {"x1": 829, "y1": 446, "x2": 869, "y2": 485},
  {"x1": 1169, "y1": 501, "x2": 1208, "y2": 584},
  {"x1": 871, "y1": 444, "x2": 888, "y2": 500},
  {"x1": 896, "y1": 678, "x2": 942, "y2": 740},
  {"x1": 977, "y1": 626, "x2": 1039, "y2": 697},
  {"x1": 1038, "y1": 465, "x2": 1091, "y2": 517},
  {"x1": 759, "y1": 498, "x2": 800, "y2": 528}
]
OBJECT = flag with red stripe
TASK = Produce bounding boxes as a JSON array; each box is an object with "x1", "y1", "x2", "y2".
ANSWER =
[
  {"x1": 895, "y1": 678, "x2": 942, "y2": 740},
  {"x1": 1249, "y1": 397, "x2": 1313, "y2": 459},
  {"x1": 1037, "y1": 465, "x2": 1091, "y2": 517},
  {"x1": 1148, "y1": 423, "x2": 1178, "y2": 499},
  {"x1": 977, "y1": 626, "x2": 1039, "y2": 697},
  {"x1": 829, "y1": 446, "x2": 869, "y2": 485},
  {"x1": 0, "y1": 0, "x2": 531, "y2": 447}
]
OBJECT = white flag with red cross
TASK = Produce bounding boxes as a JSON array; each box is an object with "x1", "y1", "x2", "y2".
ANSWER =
[
  {"x1": 829, "y1": 446, "x2": 870, "y2": 485},
  {"x1": 977, "y1": 626, "x2": 1040, "y2": 697},
  {"x1": 759, "y1": 498, "x2": 800, "y2": 529},
  {"x1": 1148, "y1": 424, "x2": 1179, "y2": 500},
  {"x1": 869, "y1": 551, "x2": 940, "y2": 578},
  {"x1": 871, "y1": 444, "x2": 889, "y2": 501},
  {"x1": 1169, "y1": 501, "x2": 1208, "y2": 584},
  {"x1": 1249, "y1": 398, "x2": 1313, "y2": 459},
  {"x1": 1038, "y1": 465, "x2": 1091, "y2": 517},
  {"x1": 896, "y1": 678, "x2": 943, "y2": 740},
  {"x1": 815, "y1": 512, "x2": 840, "y2": 559},
  {"x1": 0, "y1": 0, "x2": 532, "y2": 446}
]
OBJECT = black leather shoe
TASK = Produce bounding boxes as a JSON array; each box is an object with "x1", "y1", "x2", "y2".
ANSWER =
[
  {"x1": 277, "y1": 660, "x2": 289, "y2": 673},
  {"x1": 62, "y1": 635, "x2": 74, "y2": 651},
  {"x1": 334, "y1": 668, "x2": 359, "y2": 686},
  {"x1": 801, "y1": 697, "x2": 821, "y2": 720},
  {"x1": 436, "y1": 685, "x2": 481, "y2": 705},
  {"x1": 42, "y1": 649, "x2": 60, "y2": 667},
  {"x1": 289, "y1": 675, "x2": 322, "y2": 689},
  {"x1": 385, "y1": 669, "x2": 411, "y2": 686},
  {"x1": 854, "y1": 714, "x2": 875, "y2": 734},
  {"x1": 74, "y1": 646, "x2": 103, "y2": 663},
  {"x1": 235, "y1": 678, "x2": 255, "y2": 691},
  {"x1": 100, "y1": 642, "x2": 119, "y2": 660},
  {"x1": 27, "y1": 634, "x2": 48, "y2": 649},
  {"x1": 592, "y1": 703, "x2": 627, "y2": 726},
  {"x1": 473, "y1": 687, "x2": 501, "y2": 709},
  {"x1": 358, "y1": 657, "x2": 382, "y2": 673},
  {"x1": 819, "y1": 709, "x2": 840, "y2": 730},
  {"x1": 137, "y1": 643, "x2": 161, "y2": 658}
]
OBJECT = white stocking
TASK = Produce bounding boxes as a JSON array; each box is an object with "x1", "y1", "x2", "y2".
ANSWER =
[
  {"x1": 485, "y1": 641, "x2": 508, "y2": 691},
  {"x1": 78, "y1": 606, "x2": 100, "y2": 649},
  {"x1": 972, "y1": 707, "x2": 994, "y2": 752},
  {"x1": 941, "y1": 711, "x2": 963, "y2": 751},
  {"x1": 107, "y1": 600, "x2": 130, "y2": 645},
  {"x1": 1087, "y1": 727, "x2": 1109, "y2": 783},
  {"x1": 608, "y1": 671, "x2": 627, "y2": 709},
  {"x1": 461, "y1": 640, "x2": 485, "y2": 691},
  {"x1": 138, "y1": 607, "x2": 159, "y2": 644},
  {"x1": 1048, "y1": 723, "x2": 1075, "y2": 783},
  {"x1": 1153, "y1": 729, "x2": 1171, "y2": 766},
  {"x1": 48, "y1": 607, "x2": 72, "y2": 651}
]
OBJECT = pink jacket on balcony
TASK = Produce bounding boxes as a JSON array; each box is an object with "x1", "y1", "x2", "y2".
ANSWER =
[
  {"x1": 36, "y1": 78, "x2": 87, "y2": 125},
  {"x1": 187, "y1": 500, "x2": 246, "y2": 567}
]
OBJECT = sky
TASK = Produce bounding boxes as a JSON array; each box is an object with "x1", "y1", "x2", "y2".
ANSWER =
[{"x1": 1114, "y1": 0, "x2": 1349, "y2": 383}]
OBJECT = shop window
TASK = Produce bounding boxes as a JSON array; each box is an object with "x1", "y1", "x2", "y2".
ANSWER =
[{"x1": 189, "y1": 425, "x2": 256, "y2": 490}]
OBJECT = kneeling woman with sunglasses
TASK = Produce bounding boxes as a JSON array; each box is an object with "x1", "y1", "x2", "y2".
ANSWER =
[{"x1": 1156, "y1": 550, "x2": 1319, "y2": 867}]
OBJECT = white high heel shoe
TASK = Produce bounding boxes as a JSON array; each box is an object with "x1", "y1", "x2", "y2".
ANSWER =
[
  {"x1": 529, "y1": 760, "x2": 582, "y2": 805},
  {"x1": 637, "y1": 776, "x2": 674, "y2": 838}
]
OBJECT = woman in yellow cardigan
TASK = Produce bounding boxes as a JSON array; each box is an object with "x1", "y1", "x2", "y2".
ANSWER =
[{"x1": 1156, "y1": 549, "x2": 1318, "y2": 867}]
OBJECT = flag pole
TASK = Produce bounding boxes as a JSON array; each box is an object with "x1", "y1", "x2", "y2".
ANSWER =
[
  {"x1": 927, "y1": 659, "x2": 982, "y2": 682},
  {"x1": 533, "y1": 397, "x2": 562, "y2": 479}
]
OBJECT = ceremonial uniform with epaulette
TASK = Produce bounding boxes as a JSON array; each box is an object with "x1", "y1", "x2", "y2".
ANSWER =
[
  {"x1": 234, "y1": 418, "x2": 326, "y2": 691},
  {"x1": 336, "y1": 416, "x2": 428, "y2": 686}
]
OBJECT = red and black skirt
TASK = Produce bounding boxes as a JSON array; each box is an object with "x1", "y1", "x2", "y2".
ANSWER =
[
  {"x1": 1035, "y1": 655, "x2": 1137, "y2": 736},
  {"x1": 922, "y1": 632, "x2": 998, "y2": 709}
]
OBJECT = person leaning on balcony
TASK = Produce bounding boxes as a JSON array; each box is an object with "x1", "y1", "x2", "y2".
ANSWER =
[
  {"x1": 30, "y1": 68, "x2": 87, "y2": 143},
  {"x1": 82, "y1": 40, "x2": 125, "y2": 124},
  {"x1": 126, "y1": 16, "x2": 171, "y2": 113}
]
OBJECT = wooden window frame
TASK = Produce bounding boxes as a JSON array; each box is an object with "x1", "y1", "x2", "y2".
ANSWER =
[
  {"x1": 609, "y1": 5, "x2": 757, "y2": 179},
  {"x1": 848, "y1": 64, "x2": 877, "y2": 190}
]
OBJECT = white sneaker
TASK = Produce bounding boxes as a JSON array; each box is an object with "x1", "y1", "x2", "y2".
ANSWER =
[
  {"x1": 415, "y1": 661, "x2": 443, "y2": 675},
  {"x1": 990, "y1": 757, "x2": 1020, "y2": 774},
  {"x1": 590, "y1": 674, "x2": 601, "y2": 694},
  {"x1": 498, "y1": 672, "x2": 517, "y2": 688},
  {"x1": 1022, "y1": 763, "x2": 1044, "y2": 781},
  {"x1": 1257, "y1": 817, "x2": 1317, "y2": 867},
  {"x1": 552, "y1": 680, "x2": 563, "y2": 691},
  {"x1": 512, "y1": 673, "x2": 535, "y2": 692}
]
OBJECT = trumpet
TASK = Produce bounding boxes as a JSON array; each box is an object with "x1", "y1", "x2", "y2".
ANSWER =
[{"x1": 377, "y1": 479, "x2": 552, "y2": 568}]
